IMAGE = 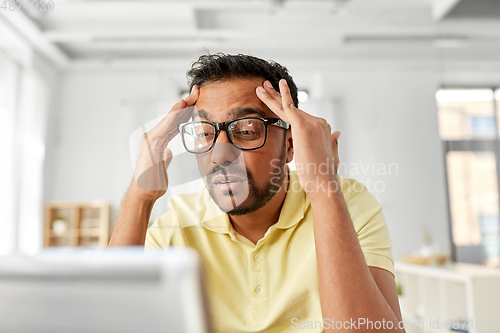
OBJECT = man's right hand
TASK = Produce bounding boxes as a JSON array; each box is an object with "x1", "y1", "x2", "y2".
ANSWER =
[
  {"x1": 129, "y1": 85, "x2": 200, "y2": 204},
  {"x1": 109, "y1": 85, "x2": 199, "y2": 247}
]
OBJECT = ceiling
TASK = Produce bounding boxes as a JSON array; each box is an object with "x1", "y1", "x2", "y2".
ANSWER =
[{"x1": 1, "y1": 0, "x2": 500, "y2": 68}]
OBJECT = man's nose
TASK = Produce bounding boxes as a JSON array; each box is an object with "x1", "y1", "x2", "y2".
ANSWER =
[{"x1": 211, "y1": 131, "x2": 240, "y2": 167}]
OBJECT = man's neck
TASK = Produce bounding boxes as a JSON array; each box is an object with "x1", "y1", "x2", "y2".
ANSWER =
[{"x1": 228, "y1": 173, "x2": 289, "y2": 245}]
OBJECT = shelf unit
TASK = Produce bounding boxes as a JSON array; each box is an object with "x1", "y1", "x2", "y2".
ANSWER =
[
  {"x1": 44, "y1": 201, "x2": 110, "y2": 248},
  {"x1": 395, "y1": 261, "x2": 500, "y2": 333}
]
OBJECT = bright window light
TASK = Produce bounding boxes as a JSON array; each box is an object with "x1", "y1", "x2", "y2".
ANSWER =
[
  {"x1": 436, "y1": 89, "x2": 494, "y2": 102},
  {"x1": 298, "y1": 90, "x2": 309, "y2": 103},
  {"x1": 0, "y1": 53, "x2": 17, "y2": 256}
]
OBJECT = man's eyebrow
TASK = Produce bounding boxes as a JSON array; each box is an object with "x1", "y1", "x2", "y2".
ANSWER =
[
  {"x1": 231, "y1": 108, "x2": 267, "y2": 118},
  {"x1": 193, "y1": 108, "x2": 267, "y2": 120},
  {"x1": 193, "y1": 110, "x2": 209, "y2": 119}
]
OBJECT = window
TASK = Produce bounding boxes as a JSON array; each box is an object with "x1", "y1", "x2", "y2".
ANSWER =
[
  {"x1": 0, "y1": 50, "x2": 21, "y2": 255},
  {"x1": 437, "y1": 88, "x2": 500, "y2": 266}
]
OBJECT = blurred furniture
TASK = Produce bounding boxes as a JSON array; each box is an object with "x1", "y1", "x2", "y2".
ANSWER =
[
  {"x1": 455, "y1": 246, "x2": 484, "y2": 265},
  {"x1": 401, "y1": 254, "x2": 449, "y2": 266},
  {"x1": 0, "y1": 248, "x2": 210, "y2": 333},
  {"x1": 395, "y1": 261, "x2": 500, "y2": 333},
  {"x1": 44, "y1": 202, "x2": 110, "y2": 248}
]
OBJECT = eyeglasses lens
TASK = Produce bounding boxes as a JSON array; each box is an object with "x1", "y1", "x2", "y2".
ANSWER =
[{"x1": 182, "y1": 118, "x2": 266, "y2": 153}]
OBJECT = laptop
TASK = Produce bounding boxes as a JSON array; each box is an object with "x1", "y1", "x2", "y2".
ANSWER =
[{"x1": 0, "y1": 247, "x2": 211, "y2": 333}]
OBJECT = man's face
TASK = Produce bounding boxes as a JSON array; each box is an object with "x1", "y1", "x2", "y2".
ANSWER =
[{"x1": 193, "y1": 77, "x2": 292, "y2": 215}]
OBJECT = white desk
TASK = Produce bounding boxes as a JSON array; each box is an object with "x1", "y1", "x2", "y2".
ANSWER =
[{"x1": 395, "y1": 261, "x2": 500, "y2": 333}]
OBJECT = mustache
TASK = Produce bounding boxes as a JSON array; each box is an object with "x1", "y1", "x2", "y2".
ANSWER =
[{"x1": 205, "y1": 164, "x2": 250, "y2": 183}]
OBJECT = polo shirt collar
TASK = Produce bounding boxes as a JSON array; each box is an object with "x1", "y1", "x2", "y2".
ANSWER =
[
  {"x1": 200, "y1": 167, "x2": 308, "y2": 234},
  {"x1": 200, "y1": 193, "x2": 232, "y2": 235},
  {"x1": 274, "y1": 169, "x2": 309, "y2": 229}
]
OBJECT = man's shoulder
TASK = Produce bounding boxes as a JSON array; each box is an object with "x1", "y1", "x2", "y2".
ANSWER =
[
  {"x1": 337, "y1": 176, "x2": 369, "y2": 197},
  {"x1": 154, "y1": 188, "x2": 215, "y2": 228},
  {"x1": 167, "y1": 190, "x2": 209, "y2": 208},
  {"x1": 336, "y1": 176, "x2": 383, "y2": 216}
]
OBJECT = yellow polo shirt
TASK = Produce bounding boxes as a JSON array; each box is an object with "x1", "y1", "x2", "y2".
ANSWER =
[{"x1": 145, "y1": 170, "x2": 394, "y2": 333}]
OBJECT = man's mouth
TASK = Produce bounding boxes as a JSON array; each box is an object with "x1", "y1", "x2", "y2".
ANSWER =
[{"x1": 210, "y1": 174, "x2": 247, "y2": 192}]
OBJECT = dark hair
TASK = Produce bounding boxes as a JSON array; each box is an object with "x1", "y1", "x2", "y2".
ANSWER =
[{"x1": 186, "y1": 53, "x2": 299, "y2": 108}]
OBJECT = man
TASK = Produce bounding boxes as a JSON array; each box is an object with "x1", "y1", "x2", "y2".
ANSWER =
[{"x1": 110, "y1": 53, "x2": 404, "y2": 332}]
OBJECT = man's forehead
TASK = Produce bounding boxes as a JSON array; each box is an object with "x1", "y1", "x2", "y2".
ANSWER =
[
  {"x1": 192, "y1": 107, "x2": 269, "y2": 120},
  {"x1": 191, "y1": 78, "x2": 277, "y2": 120}
]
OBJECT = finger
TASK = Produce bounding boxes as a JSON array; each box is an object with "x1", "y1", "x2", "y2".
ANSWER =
[
  {"x1": 167, "y1": 85, "x2": 199, "y2": 115},
  {"x1": 162, "y1": 147, "x2": 174, "y2": 188},
  {"x1": 278, "y1": 79, "x2": 305, "y2": 124},
  {"x1": 142, "y1": 126, "x2": 156, "y2": 163},
  {"x1": 163, "y1": 147, "x2": 173, "y2": 168},
  {"x1": 331, "y1": 131, "x2": 341, "y2": 146},
  {"x1": 153, "y1": 101, "x2": 190, "y2": 134},
  {"x1": 262, "y1": 80, "x2": 283, "y2": 103},
  {"x1": 183, "y1": 85, "x2": 199, "y2": 106},
  {"x1": 279, "y1": 79, "x2": 295, "y2": 111},
  {"x1": 331, "y1": 131, "x2": 341, "y2": 170},
  {"x1": 149, "y1": 96, "x2": 196, "y2": 142},
  {"x1": 158, "y1": 86, "x2": 199, "y2": 128},
  {"x1": 169, "y1": 86, "x2": 199, "y2": 114},
  {"x1": 255, "y1": 86, "x2": 290, "y2": 123}
]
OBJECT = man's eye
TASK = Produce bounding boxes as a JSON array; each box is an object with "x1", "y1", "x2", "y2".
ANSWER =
[
  {"x1": 237, "y1": 130, "x2": 254, "y2": 135},
  {"x1": 233, "y1": 130, "x2": 262, "y2": 142}
]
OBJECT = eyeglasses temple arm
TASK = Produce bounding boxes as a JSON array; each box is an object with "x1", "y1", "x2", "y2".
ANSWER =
[{"x1": 272, "y1": 119, "x2": 289, "y2": 129}]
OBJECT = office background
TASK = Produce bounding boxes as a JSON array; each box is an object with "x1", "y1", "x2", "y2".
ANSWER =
[{"x1": 1, "y1": 0, "x2": 500, "y2": 265}]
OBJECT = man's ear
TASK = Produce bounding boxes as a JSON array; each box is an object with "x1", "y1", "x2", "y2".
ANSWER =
[{"x1": 285, "y1": 128, "x2": 294, "y2": 164}]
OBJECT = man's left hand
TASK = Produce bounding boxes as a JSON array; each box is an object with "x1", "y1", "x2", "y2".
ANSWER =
[{"x1": 256, "y1": 79, "x2": 341, "y2": 198}]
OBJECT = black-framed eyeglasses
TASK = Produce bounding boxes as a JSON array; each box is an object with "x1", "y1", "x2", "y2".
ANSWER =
[{"x1": 178, "y1": 116, "x2": 289, "y2": 154}]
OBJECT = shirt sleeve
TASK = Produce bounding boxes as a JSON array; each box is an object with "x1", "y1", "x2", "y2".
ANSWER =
[
  {"x1": 144, "y1": 197, "x2": 181, "y2": 250},
  {"x1": 341, "y1": 178, "x2": 395, "y2": 277}
]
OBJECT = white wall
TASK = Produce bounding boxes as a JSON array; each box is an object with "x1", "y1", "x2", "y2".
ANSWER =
[
  {"x1": 314, "y1": 67, "x2": 450, "y2": 259},
  {"x1": 1, "y1": 18, "x2": 59, "y2": 255},
  {"x1": 44, "y1": 69, "x2": 183, "y2": 227},
  {"x1": 45, "y1": 60, "x2": 500, "y2": 259},
  {"x1": 17, "y1": 54, "x2": 59, "y2": 254}
]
